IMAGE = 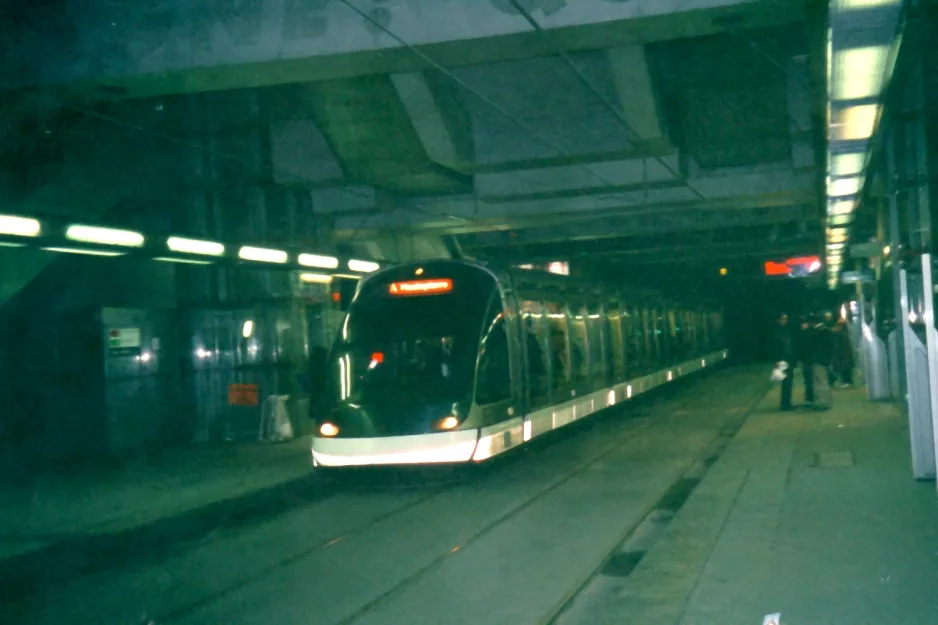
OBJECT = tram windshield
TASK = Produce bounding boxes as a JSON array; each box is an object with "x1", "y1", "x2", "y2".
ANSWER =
[{"x1": 329, "y1": 266, "x2": 498, "y2": 412}]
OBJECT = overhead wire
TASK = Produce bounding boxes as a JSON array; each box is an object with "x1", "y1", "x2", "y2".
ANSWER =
[
  {"x1": 336, "y1": 0, "x2": 651, "y2": 203},
  {"x1": 1, "y1": 83, "x2": 598, "y2": 244},
  {"x1": 722, "y1": 25, "x2": 814, "y2": 136},
  {"x1": 508, "y1": 3, "x2": 827, "y2": 265},
  {"x1": 0, "y1": 83, "x2": 399, "y2": 247},
  {"x1": 1, "y1": 1, "x2": 727, "y2": 249},
  {"x1": 505, "y1": 0, "x2": 707, "y2": 202},
  {"x1": 508, "y1": 3, "x2": 702, "y2": 199}
]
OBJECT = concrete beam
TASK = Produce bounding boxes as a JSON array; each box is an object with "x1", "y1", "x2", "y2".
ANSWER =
[
  {"x1": 390, "y1": 72, "x2": 464, "y2": 171},
  {"x1": 473, "y1": 154, "x2": 681, "y2": 198},
  {"x1": 457, "y1": 204, "x2": 817, "y2": 247},
  {"x1": 269, "y1": 119, "x2": 345, "y2": 186},
  {"x1": 602, "y1": 241, "x2": 815, "y2": 263},
  {"x1": 505, "y1": 236, "x2": 818, "y2": 261},
  {"x1": 606, "y1": 46, "x2": 668, "y2": 144},
  {"x1": 351, "y1": 234, "x2": 453, "y2": 263},
  {"x1": 3, "y1": 0, "x2": 802, "y2": 100},
  {"x1": 308, "y1": 186, "x2": 377, "y2": 214},
  {"x1": 330, "y1": 166, "x2": 815, "y2": 235}
]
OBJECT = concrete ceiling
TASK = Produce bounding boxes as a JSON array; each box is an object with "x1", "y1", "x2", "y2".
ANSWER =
[{"x1": 0, "y1": 0, "x2": 828, "y2": 293}]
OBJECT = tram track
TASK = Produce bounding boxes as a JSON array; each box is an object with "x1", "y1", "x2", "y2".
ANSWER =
[
  {"x1": 325, "y1": 372, "x2": 764, "y2": 625},
  {"x1": 154, "y1": 376, "x2": 702, "y2": 625},
  {"x1": 540, "y1": 379, "x2": 770, "y2": 625},
  {"x1": 3, "y1": 367, "x2": 759, "y2": 625},
  {"x1": 160, "y1": 391, "x2": 671, "y2": 625}
]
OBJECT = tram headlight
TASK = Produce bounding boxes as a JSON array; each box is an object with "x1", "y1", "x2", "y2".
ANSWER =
[
  {"x1": 434, "y1": 416, "x2": 460, "y2": 431},
  {"x1": 319, "y1": 422, "x2": 339, "y2": 437}
]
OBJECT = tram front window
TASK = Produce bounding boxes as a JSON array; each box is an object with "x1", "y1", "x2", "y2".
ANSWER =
[{"x1": 323, "y1": 268, "x2": 496, "y2": 436}]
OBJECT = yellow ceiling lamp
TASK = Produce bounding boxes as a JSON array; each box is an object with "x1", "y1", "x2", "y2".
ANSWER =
[
  {"x1": 829, "y1": 177, "x2": 862, "y2": 197},
  {"x1": 834, "y1": 105, "x2": 880, "y2": 141},
  {"x1": 831, "y1": 153, "x2": 865, "y2": 177},
  {"x1": 834, "y1": 46, "x2": 888, "y2": 100}
]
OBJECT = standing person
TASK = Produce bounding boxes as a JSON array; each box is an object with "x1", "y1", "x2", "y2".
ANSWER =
[
  {"x1": 796, "y1": 315, "x2": 817, "y2": 409},
  {"x1": 775, "y1": 313, "x2": 796, "y2": 411},
  {"x1": 823, "y1": 312, "x2": 838, "y2": 388},
  {"x1": 810, "y1": 314, "x2": 833, "y2": 409},
  {"x1": 831, "y1": 319, "x2": 855, "y2": 387}
]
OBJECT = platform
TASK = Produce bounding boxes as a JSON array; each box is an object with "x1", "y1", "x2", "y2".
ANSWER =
[
  {"x1": 1, "y1": 366, "x2": 765, "y2": 624},
  {"x1": 599, "y1": 384, "x2": 938, "y2": 625},
  {"x1": 4, "y1": 369, "x2": 937, "y2": 625},
  {"x1": 0, "y1": 436, "x2": 315, "y2": 597}
]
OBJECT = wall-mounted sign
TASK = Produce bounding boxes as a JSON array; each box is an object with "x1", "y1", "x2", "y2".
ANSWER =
[
  {"x1": 108, "y1": 328, "x2": 141, "y2": 357},
  {"x1": 228, "y1": 383, "x2": 259, "y2": 406},
  {"x1": 850, "y1": 241, "x2": 883, "y2": 258},
  {"x1": 842, "y1": 270, "x2": 874, "y2": 284}
]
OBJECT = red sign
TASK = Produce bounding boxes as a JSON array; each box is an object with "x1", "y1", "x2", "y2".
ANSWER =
[
  {"x1": 389, "y1": 278, "x2": 453, "y2": 296},
  {"x1": 764, "y1": 256, "x2": 822, "y2": 277},
  {"x1": 764, "y1": 261, "x2": 791, "y2": 276},
  {"x1": 228, "y1": 384, "x2": 259, "y2": 406}
]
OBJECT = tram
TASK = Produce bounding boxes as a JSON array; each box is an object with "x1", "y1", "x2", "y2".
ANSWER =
[{"x1": 310, "y1": 259, "x2": 726, "y2": 467}]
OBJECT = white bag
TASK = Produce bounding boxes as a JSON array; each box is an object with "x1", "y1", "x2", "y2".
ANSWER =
[
  {"x1": 259, "y1": 395, "x2": 295, "y2": 442},
  {"x1": 770, "y1": 361, "x2": 789, "y2": 382},
  {"x1": 273, "y1": 396, "x2": 295, "y2": 440}
]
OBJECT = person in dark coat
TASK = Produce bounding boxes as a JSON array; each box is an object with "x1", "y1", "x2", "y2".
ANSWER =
[{"x1": 830, "y1": 319, "x2": 855, "y2": 386}]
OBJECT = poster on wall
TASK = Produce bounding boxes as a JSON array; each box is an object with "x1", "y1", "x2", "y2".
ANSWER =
[{"x1": 108, "y1": 328, "x2": 142, "y2": 357}]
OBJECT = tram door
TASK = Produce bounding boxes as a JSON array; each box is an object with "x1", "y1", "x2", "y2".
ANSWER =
[
  {"x1": 520, "y1": 300, "x2": 551, "y2": 413},
  {"x1": 474, "y1": 293, "x2": 516, "y2": 427}
]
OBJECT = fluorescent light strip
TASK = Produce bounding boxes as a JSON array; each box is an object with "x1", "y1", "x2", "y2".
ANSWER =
[
  {"x1": 238, "y1": 246, "x2": 288, "y2": 264},
  {"x1": 154, "y1": 256, "x2": 213, "y2": 265},
  {"x1": 167, "y1": 236, "x2": 224, "y2": 256},
  {"x1": 0, "y1": 242, "x2": 26, "y2": 248},
  {"x1": 66, "y1": 225, "x2": 144, "y2": 247},
  {"x1": 0, "y1": 214, "x2": 41, "y2": 237},
  {"x1": 42, "y1": 247, "x2": 125, "y2": 257},
  {"x1": 299, "y1": 253, "x2": 339, "y2": 269},
  {"x1": 829, "y1": 177, "x2": 861, "y2": 197},
  {"x1": 831, "y1": 153, "x2": 865, "y2": 177},
  {"x1": 835, "y1": 0, "x2": 900, "y2": 8},
  {"x1": 835, "y1": 104, "x2": 879, "y2": 141},
  {"x1": 348, "y1": 259, "x2": 379, "y2": 273},
  {"x1": 299, "y1": 272, "x2": 333, "y2": 284},
  {"x1": 834, "y1": 46, "x2": 888, "y2": 100},
  {"x1": 828, "y1": 200, "x2": 855, "y2": 215}
]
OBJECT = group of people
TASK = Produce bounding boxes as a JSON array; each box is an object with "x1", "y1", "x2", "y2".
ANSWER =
[{"x1": 774, "y1": 311, "x2": 855, "y2": 411}]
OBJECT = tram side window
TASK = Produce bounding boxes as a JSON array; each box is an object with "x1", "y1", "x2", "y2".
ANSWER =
[
  {"x1": 625, "y1": 307, "x2": 641, "y2": 374},
  {"x1": 586, "y1": 302, "x2": 605, "y2": 383},
  {"x1": 645, "y1": 309, "x2": 658, "y2": 365},
  {"x1": 675, "y1": 310, "x2": 687, "y2": 360},
  {"x1": 689, "y1": 311, "x2": 697, "y2": 356},
  {"x1": 668, "y1": 310, "x2": 680, "y2": 362},
  {"x1": 476, "y1": 314, "x2": 511, "y2": 405},
  {"x1": 568, "y1": 304, "x2": 589, "y2": 385},
  {"x1": 682, "y1": 311, "x2": 692, "y2": 357},
  {"x1": 663, "y1": 312, "x2": 670, "y2": 362},
  {"x1": 714, "y1": 312, "x2": 725, "y2": 347},
  {"x1": 521, "y1": 301, "x2": 550, "y2": 408},
  {"x1": 546, "y1": 304, "x2": 569, "y2": 389},
  {"x1": 608, "y1": 302, "x2": 626, "y2": 381}
]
